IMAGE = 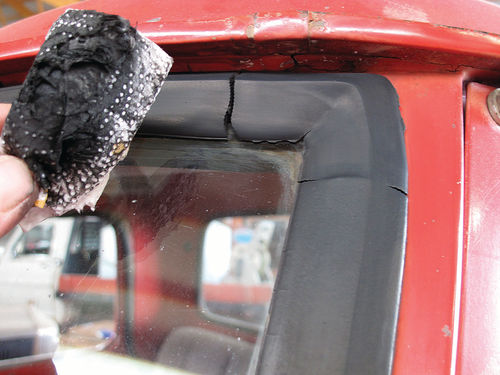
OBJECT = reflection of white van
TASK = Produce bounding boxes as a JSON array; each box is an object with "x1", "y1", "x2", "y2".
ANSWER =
[{"x1": 0, "y1": 216, "x2": 117, "y2": 326}]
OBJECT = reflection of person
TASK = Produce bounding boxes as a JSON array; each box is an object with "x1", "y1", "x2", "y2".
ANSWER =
[{"x1": 0, "y1": 104, "x2": 38, "y2": 237}]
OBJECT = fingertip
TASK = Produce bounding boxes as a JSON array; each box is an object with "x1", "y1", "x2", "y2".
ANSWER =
[
  {"x1": 0, "y1": 155, "x2": 36, "y2": 213},
  {"x1": 0, "y1": 103, "x2": 11, "y2": 130},
  {"x1": 0, "y1": 155, "x2": 38, "y2": 237},
  {"x1": 0, "y1": 193, "x2": 38, "y2": 238}
]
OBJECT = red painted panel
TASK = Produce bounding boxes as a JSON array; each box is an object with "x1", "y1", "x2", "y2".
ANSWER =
[
  {"x1": 2, "y1": 1, "x2": 500, "y2": 79},
  {"x1": 386, "y1": 73, "x2": 464, "y2": 375},
  {"x1": 0, "y1": 360, "x2": 57, "y2": 375},
  {"x1": 203, "y1": 284, "x2": 272, "y2": 304},
  {"x1": 457, "y1": 83, "x2": 500, "y2": 374},
  {"x1": 3, "y1": 0, "x2": 500, "y2": 44},
  {"x1": 71, "y1": 0, "x2": 500, "y2": 36}
]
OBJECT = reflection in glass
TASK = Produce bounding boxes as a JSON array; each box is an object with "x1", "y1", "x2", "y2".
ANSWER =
[
  {"x1": 0, "y1": 216, "x2": 118, "y2": 364},
  {"x1": 201, "y1": 215, "x2": 289, "y2": 326},
  {"x1": 13, "y1": 222, "x2": 53, "y2": 257},
  {"x1": 0, "y1": 137, "x2": 301, "y2": 374}
]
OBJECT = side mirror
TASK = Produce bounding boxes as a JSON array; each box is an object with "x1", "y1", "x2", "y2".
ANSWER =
[{"x1": 200, "y1": 215, "x2": 289, "y2": 329}]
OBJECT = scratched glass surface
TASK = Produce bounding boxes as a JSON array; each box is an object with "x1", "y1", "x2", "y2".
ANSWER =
[{"x1": 0, "y1": 137, "x2": 302, "y2": 375}]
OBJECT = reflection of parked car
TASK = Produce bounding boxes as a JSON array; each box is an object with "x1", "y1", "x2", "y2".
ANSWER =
[
  {"x1": 1, "y1": 0, "x2": 500, "y2": 374},
  {"x1": 0, "y1": 216, "x2": 117, "y2": 327},
  {"x1": 17, "y1": 224, "x2": 52, "y2": 254}
]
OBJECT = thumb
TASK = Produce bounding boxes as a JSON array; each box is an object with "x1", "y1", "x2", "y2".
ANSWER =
[{"x1": 0, "y1": 155, "x2": 38, "y2": 237}]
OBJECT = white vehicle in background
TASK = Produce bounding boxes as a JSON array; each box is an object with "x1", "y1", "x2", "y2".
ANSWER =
[
  {"x1": 0, "y1": 216, "x2": 118, "y2": 341},
  {"x1": 0, "y1": 217, "x2": 75, "y2": 324},
  {"x1": 0, "y1": 216, "x2": 117, "y2": 324}
]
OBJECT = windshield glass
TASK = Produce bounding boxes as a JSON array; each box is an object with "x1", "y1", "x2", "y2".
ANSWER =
[{"x1": 0, "y1": 136, "x2": 302, "y2": 374}]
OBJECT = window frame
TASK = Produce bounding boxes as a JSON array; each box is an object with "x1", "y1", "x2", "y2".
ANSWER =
[
  {"x1": 139, "y1": 73, "x2": 407, "y2": 375},
  {"x1": 199, "y1": 214, "x2": 293, "y2": 332},
  {"x1": 0, "y1": 72, "x2": 407, "y2": 375}
]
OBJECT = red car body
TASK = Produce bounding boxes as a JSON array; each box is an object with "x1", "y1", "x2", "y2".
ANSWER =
[{"x1": 0, "y1": 0, "x2": 499, "y2": 374}]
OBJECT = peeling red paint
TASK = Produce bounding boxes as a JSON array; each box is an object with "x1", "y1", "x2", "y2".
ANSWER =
[{"x1": 2, "y1": 5, "x2": 500, "y2": 81}]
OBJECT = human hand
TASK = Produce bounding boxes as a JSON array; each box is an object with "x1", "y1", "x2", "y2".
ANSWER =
[{"x1": 0, "y1": 104, "x2": 38, "y2": 237}]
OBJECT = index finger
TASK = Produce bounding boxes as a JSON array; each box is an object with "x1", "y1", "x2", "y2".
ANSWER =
[{"x1": 0, "y1": 103, "x2": 12, "y2": 133}]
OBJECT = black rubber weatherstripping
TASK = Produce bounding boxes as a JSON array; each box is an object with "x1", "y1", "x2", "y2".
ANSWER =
[
  {"x1": 232, "y1": 73, "x2": 407, "y2": 375},
  {"x1": 0, "y1": 73, "x2": 407, "y2": 375}
]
